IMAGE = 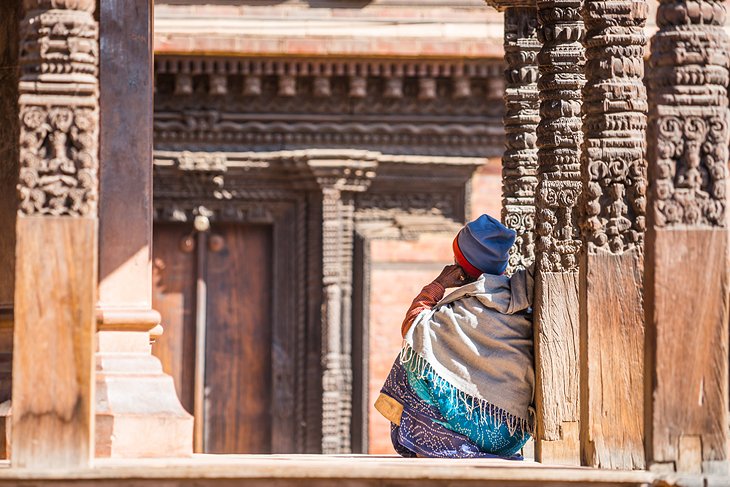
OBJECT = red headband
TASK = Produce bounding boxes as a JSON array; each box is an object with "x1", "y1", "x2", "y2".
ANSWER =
[{"x1": 453, "y1": 234, "x2": 483, "y2": 278}]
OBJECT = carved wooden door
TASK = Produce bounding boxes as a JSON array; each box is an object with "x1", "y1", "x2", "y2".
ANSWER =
[{"x1": 152, "y1": 221, "x2": 274, "y2": 453}]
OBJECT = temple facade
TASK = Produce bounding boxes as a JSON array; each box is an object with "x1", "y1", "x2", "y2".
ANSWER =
[{"x1": 0, "y1": 0, "x2": 727, "y2": 486}]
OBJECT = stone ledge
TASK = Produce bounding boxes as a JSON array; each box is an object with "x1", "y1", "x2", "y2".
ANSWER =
[{"x1": 0, "y1": 454, "x2": 669, "y2": 486}]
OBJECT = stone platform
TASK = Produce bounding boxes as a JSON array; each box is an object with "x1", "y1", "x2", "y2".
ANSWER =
[{"x1": 0, "y1": 454, "x2": 688, "y2": 487}]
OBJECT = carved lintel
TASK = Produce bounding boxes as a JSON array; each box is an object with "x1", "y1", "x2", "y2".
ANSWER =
[
  {"x1": 502, "y1": 7, "x2": 540, "y2": 274},
  {"x1": 18, "y1": 1, "x2": 99, "y2": 217}
]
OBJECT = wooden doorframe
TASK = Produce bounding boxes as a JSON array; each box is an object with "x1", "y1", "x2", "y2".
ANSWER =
[{"x1": 154, "y1": 198, "x2": 311, "y2": 453}]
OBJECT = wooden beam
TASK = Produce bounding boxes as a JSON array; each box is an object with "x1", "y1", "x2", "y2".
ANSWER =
[
  {"x1": 644, "y1": 0, "x2": 730, "y2": 475},
  {"x1": 578, "y1": 0, "x2": 648, "y2": 469},
  {"x1": 12, "y1": 0, "x2": 99, "y2": 467},
  {"x1": 532, "y1": 0, "x2": 585, "y2": 465}
]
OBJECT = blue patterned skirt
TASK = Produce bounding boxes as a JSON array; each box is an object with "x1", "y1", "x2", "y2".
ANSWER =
[{"x1": 379, "y1": 357, "x2": 529, "y2": 459}]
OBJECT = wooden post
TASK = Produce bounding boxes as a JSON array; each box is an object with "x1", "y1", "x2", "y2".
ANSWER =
[
  {"x1": 532, "y1": 0, "x2": 585, "y2": 465},
  {"x1": 644, "y1": 0, "x2": 730, "y2": 475},
  {"x1": 95, "y1": 0, "x2": 193, "y2": 458},
  {"x1": 578, "y1": 0, "x2": 648, "y2": 470},
  {"x1": 0, "y1": 0, "x2": 19, "y2": 422},
  {"x1": 12, "y1": 0, "x2": 99, "y2": 468},
  {"x1": 502, "y1": 6, "x2": 540, "y2": 275}
]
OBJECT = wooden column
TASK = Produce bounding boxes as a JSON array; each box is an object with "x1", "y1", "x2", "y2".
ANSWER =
[
  {"x1": 502, "y1": 7, "x2": 540, "y2": 274},
  {"x1": 579, "y1": 0, "x2": 648, "y2": 470},
  {"x1": 644, "y1": 0, "x2": 730, "y2": 475},
  {"x1": 0, "y1": 0, "x2": 19, "y2": 419},
  {"x1": 12, "y1": 0, "x2": 99, "y2": 468},
  {"x1": 532, "y1": 0, "x2": 585, "y2": 465},
  {"x1": 309, "y1": 155, "x2": 376, "y2": 454},
  {"x1": 95, "y1": 0, "x2": 193, "y2": 458}
]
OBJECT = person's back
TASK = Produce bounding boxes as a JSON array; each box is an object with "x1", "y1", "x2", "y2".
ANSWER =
[{"x1": 374, "y1": 214, "x2": 535, "y2": 458}]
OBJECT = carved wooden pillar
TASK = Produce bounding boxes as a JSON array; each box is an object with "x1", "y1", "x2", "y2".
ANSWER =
[
  {"x1": 502, "y1": 7, "x2": 540, "y2": 274},
  {"x1": 533, "y1": 0, "x2": 585, "y2": 465},
  {"x1": 95, "y1": 0, "x2": 192, "y2": 458},
  {"x1": 644, "y1": 0, "x2": 729, "y2": 475},
  {"x1": 12, "y1": 0, "x2": 99, "y2": 468},
  {"x1": 579, "y1": 0, "x2": 648, "y2": 470},
  {"x1": 310, "y1": 156, "x2": 375, "y2": 454}
]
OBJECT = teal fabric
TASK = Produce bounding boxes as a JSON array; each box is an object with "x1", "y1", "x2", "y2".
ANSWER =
[{"x1": 406, "y1": 366, "x2": 529, "y2": 458}]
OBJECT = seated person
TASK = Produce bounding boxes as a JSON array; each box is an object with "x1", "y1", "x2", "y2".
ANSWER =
[{"x1": 374, "y1": 214, "x2": 534, "y2": 459}]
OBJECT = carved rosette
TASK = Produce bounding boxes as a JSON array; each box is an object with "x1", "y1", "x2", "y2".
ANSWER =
[
  {"x1": 502, "y1": 7, "x2": 541, "y2": 274},
  {"x1": 580, "y1": 0, "x2": 648, "y2": 254},
  {"x1": 534, "y1": 0, "x2": 586, "y2": 272},
  {"x1": 17, "y1": 0, "x2": 99, "y2": 217},
  {"x1": 648, "y1": 0, "x2": 729, "y2": 229}
]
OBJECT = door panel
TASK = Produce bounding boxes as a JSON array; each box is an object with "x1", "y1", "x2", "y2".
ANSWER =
[
  {"x1": 152, "y1": 222, "x2": 274, "y2": 453},
  {"x1": 205, "y1": 224, "x2": 273, "y2": 453},
  {"x1": 152, "y1": 223, "x2": 196, "y2": 414}
]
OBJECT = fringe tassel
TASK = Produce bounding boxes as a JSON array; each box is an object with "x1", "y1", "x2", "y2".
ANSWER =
[{"x1": 399, "y1": 342, "x2": 533, "y2": 437}]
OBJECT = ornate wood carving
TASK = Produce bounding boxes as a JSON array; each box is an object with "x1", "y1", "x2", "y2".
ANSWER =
[
  {"x1": 502, "y1": 7, "x2": 540, "y2": 274},
  {"x1": 579, "y1": 0, "x2": 648, "y2": 470},
  {"x1": 18, "y1": 0, "x2": 99, "y2": 217},
  {"x1": 644, "y1": 0, "x2": 730, "y2": 474},
  {"x1": 154, "y1": 56, "x2": 505, "y2": 158},
  {"x1": 532, "y1": 0, "x2": 585, "y2": 465}
]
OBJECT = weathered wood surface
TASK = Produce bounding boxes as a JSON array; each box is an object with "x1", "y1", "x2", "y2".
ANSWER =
[
  {"x1": 644, "y1": 0, "x2": 730, "y2": 473},
  {"x1": 533, "y1": 271, "x2": 580, "y2": 465},
  {"x1": 644, "y1": 229, "x2": 729, "y2": 474},
  {"x1": 580, "y1": 251, "x2": 645, "y2": 469},
  {"x1": 97, "y1": 0, "x2": 154, "y2": 310},
  {"x1": 205, "y1": 224, "x2": 273, "y2": 454},
  {"x1": 152, "y1": 223, "x2": 197, "y2": 414},
  {"x1": 12, "y1": 218, "x2": 97, "y2": 468},
  {"x1": 533, "y1": 0, "x2": 585, "y2": 464}
]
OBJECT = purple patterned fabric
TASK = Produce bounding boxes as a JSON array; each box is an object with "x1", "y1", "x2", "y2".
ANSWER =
[{"x1": 381, "y1": 357, "x2": 523, "y2": 460}]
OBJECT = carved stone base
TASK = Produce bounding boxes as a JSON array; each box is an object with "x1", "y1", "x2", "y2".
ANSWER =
[{"x1": 95, "y1": 330, "x2": 193, "y2": 458}]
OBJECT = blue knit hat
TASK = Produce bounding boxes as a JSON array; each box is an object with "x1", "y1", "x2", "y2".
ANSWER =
[{"x1": 453, "y1": 214, "x2": 516, "y2": 277}]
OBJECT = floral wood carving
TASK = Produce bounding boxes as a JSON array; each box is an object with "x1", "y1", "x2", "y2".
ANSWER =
[
  {"x1": 502, "y1": 7, "x2": 540, "y2": 274},
  {"x1": 647, "y1": 0, "x2": 729, "y2": 228},
  {"x1": 18, "y1": 106, "x2": 98, "y2": 216},
  {"x1": 580, "y1": 0, "x2": 648, "y2": 252},
  {"x1": 17, "y1": 1, "x2": 99, "y2": 217},
  {"x1": 534, "y1": 0, "x2": 586, "y2": 272}
]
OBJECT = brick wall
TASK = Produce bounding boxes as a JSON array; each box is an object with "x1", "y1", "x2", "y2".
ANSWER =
[{"x1": 367, "y1": 159, "x2": 502, "y2": 453}]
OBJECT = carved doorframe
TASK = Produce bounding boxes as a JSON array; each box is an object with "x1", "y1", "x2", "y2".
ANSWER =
[{"x1": 153, "y1": 158, "x2": 314, "y2": 452}]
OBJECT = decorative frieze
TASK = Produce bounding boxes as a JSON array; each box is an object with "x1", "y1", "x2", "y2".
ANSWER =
[
  {"x1": 501, "y1": 7, "x2": 540, "y2": 274},
  {"x1": 17, "y1": 0, "x2": 99, "y2": 217}
]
